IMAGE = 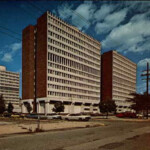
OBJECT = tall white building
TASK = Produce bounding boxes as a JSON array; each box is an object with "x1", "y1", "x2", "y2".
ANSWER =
[
  {"x1": 22, "y1": 11, "x2": 101, "y2": 114},
  {"x1": 101, "y1": 50, "x2": 137, "y2": 112},
  {"x1": 0, "y1": 65, "x2": 20, "y2": 112}
]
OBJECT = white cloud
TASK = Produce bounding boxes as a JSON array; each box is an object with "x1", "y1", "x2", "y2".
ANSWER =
[
  {"x1": 95, "y1": 23, "x2": 110, "y2": 34},
  {"x1": 57, "y1": 3, "x2": 73, "y2": 20},
  {"x1": 10, "y1": 43, "x2": 22, "y2": 52},
  {"x1": 57, "y1": 2, "x2": 96, "y2": 30},
  {"x1": 1, "y1": 42, "x2": 22, "y2": 62},
  {"x1": 102, "y1": 12, "x2": 150, "y2": 53},
  {"x1": 105, "y1": 9, "x2": 127, "y2": 24},
  {"x1": 94, "y1": 4, "x2": 116, "y2": 22},
  {"x1": 0, "y1": 49, "x2": 4, "y2": 55},
  {"x1": 95, "y1": 9, "x2": 128, "y2": 34},
  {"x1": 71, "y1": 2, "x2": 96, "y2": 30},
  {"x1": 2, "y1": 53, "x2": 13, "y2": 62},
  {"x1": 138, "y1": 58, "x2": 150, "y2": 67},
  {"x1": 137, "y1": 82, "x2": 150, "y2": 94},
  {"x1": 124, "y1": 1, "x2": 150, "y2": 12}
]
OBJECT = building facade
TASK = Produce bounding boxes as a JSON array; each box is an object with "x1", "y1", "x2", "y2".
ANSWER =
[
  {"x1": 101, "y1": 50, "x2": 137, "y2": 112},
  {"x1": 0, "y1": 65, "x2": 20, "y2": 112},
  {"x1": 22, "y1": 11, "x2": 101, "y2": 114}
]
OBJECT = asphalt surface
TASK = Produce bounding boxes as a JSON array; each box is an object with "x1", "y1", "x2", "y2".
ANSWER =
[{"x1": 1, "y1": 119, "x2": 150, "y2": 150}]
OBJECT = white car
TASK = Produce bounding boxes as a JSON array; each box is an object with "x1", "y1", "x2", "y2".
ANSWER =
[
  {"x1": 47, "y1": 113, "x2": 61, "y2": 119},
  {"x1": 61, "y1": 114, "x2": 91, "y2": 121},
  {"x1": 136, "y1": 114, "x2": 143, "y2": 118}
]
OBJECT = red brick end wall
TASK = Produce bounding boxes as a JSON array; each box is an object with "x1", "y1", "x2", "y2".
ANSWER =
[
  {"x1": 101, "y1": 51, "x2": 113, "y2": 101},
  {"x1": 22, "y1": 25, "x2": 35, "y2": 99},
  {"x1": 36, "y1": 13, "x2": 47, "y2": 98}
]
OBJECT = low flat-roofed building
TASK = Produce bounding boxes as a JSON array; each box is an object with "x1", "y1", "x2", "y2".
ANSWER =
[{"x1": 0, "y1": 65, "x2": 20, "y2": 112}]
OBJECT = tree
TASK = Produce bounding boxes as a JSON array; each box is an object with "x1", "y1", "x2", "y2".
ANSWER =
[
  {"x1": 7, "y1": 102, "x2": 14, "y2": 113},
  {"x1": 26, "y1": 103, "x2": 32, "y2": 114},
  {"x1": 0, "y1": 94, "x2": 5, "y2": 114},
  {"x1": 127, "y1": 93, "x2": 150, "y2": 119},
  {"x1": 99, "y1": 100, "x2": 116, "y2": 118},
  {"x1": 53, "y1": 102, "x2": 64, "y2": 114}
]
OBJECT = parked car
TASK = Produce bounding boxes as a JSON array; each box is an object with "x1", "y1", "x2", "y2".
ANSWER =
[
  {"x1": 116, "y1": 113, "x2": 125, "y2": 118},
  {"x1": 61, "y1": 114, "x2": 91, "y2": 121},
  {"x1": 26, "y1": 114, "x2": 39, "y2": 119},
  {"x1": 11, "y1": 113, "x2": 20, "y2": 118},
  {"x1": 116, "y1": 112, "x2": 137, "y2": 118},
  {"x1": 20, "y1": 114, "x2": 27, "y2": 118},
  {"x1": 125, "y1": 112, "x2": 137, "y2": 118},
  {"x1": 47, "y1": 113, "x2": 61, "y2": 119},
  {"x1": 26, "y1": 114, "x2": 47, "y2": 119},
  {"x1": 2, "y1": 112, "x2": 11, "y2": 118},
  {"x1": 136, "y1": 113, "x2": 143, "y2": 118}
]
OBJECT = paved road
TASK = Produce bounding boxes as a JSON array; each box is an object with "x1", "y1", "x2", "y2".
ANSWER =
[{"x1": 0, "y1": 120, "x2": 150, "y2": 150}]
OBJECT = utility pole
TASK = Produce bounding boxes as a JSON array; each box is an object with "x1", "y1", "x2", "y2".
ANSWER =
[
  {"x1": 141, "y1": 62, "x2": 150, "y2": 119},
  {"x1": 141, "y1": 62, "x2": 150, "y2": 95}
]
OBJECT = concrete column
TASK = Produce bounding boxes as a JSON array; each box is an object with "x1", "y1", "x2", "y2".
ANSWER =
[
  {"x1": 37, "y1": 102, "x2": 39, "y2": 113},
  {"x1": 45, "y1": 102, "x2": 50, "y2": 115},
  {"x1": 90, "y1": 104, "x2": 93, "y2": 113},
  {"x1": 21, "y1": 103, "x2": 23, "y2": 113},
  {"x1": 70, "y1": 102, "x2": 74, "y2": 114},
  {"x1": 97, "y1": 106, "x2": 100, "y2": 113},
  {"x1": 22, "y1": 103, "x2": 27, "y2": 113},
  {"x1": 38, "y1": 102, "x2": 41, "y2": 113},
  {"x1": 49, "y1": 101, "x2": 53, "y2": 113},
  {"x1": 81, "y1": 103, "x2": 85, "y2": 113},
  {"x1": 29, "y1": 101, "x2": 33, "y2": 113}
]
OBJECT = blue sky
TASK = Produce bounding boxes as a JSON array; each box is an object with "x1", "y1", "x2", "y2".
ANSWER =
[{"x1": 0, "y1": 0, "x2": 150, "y2": 97}]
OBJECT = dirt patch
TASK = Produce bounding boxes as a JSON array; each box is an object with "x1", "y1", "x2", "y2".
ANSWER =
[
  {"x1": 53, "y1": 148, "x2": 64, "y2": 150},
  {"x1": 126, "y1": 135, "x2": 140, "y2": 140},
  {"x1": 98, "y1": 142, "x2": 124, "y2": 149}
]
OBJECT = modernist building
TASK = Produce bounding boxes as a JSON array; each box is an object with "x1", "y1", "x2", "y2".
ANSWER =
[
  {"x1": 101, "y1": 50, "x2": 137, "y2": 112},
  {"x1": 0, "y1": 65, "x2": 20, "y2": 112},
  {"x1": 22, "y1": 11, "x2": 101, "y2": 114}
]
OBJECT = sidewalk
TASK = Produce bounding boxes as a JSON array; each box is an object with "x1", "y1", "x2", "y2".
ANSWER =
[
  {"x1": 0, "y1": 120, "x2": 105, "y2": 136},
  {"x1": 92, "y1": 116, "x2": 150, "y2": 122}
]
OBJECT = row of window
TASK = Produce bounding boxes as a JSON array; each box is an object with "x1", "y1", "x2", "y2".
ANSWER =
[
  {"x1": 113, "y1": 91, "x2": 133, "y2": 97},
  {"x1": 113, "y1": 77, "x2": 135, "y2": 87},
  {"x1": 113, "y1": 55, "x2": 136, "y2": 71},
  {"x1": 113, "y1": 94, "x2": 132, "y2": 100},
  {"x1": 0, "y1": 72, "x2": 19, "y2": 78},
  {"x1": 48, "y1": 35, "x2": 99, "y2": 62},
  {"x1": 48, "y1": 53, "x2": 100, "y2": 75},
  {"x1": 113, "y1": 87, "x2": 135, "y2": 94},
  {"x1": 48, "y1": 42, "x2": 100, "y2": 65},
  {"x1": 0, "y1": 78, "x2": 19, "y2": 83},
  {"x1": 48, "y1": 70, "x2": 99, "y2": 85},
  {"x1": 48, "y1": 69, "x2": 99, "y2": 82},
  {"x1": 48, "y1": 14, "x2": 100, "y2": 47},
  {"x1": 113, "y1": 71, "x2": 136, "y2": 85},
  {"x1": 0, "y1": 89, "x2": 19, "y2": 95},
  {"x1": 113, "y1": 70, "x2": 136, "y2": 82},
  {"x1": 0, "y1": 82, "x2": 19, "y2": 87},
  {"x1": 47, "y1": 76, "x2": 100, "y2": 90},
  {"x1": 117, "y1": 105, "x2": 131, "y2": 109},
  {"x1": 47, "y1": 91, "x2": 99, "y2": 100},
  {"x1": 113, "y1": 64, "x2": 136, "y2": 79},
  {"x1": 1, "y1": 95, "x2": 19, "y2": 99},
  {"x1": 48, "y1": 62, "x2": 100, "y2": 79},
  {"x1": 48, "y1": 84, "x2": 99, "y2": 95},
  {"x1": 48, "y1": 27, "x2": 100, "y2": 57}
]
